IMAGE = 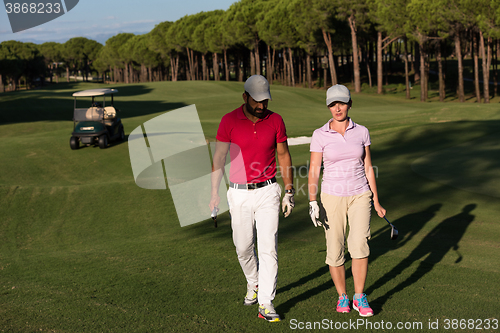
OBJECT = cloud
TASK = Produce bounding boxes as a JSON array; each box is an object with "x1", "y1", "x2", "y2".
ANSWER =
[{"x1": 0, "y1": 18, "x2": 161, "y2": 44}]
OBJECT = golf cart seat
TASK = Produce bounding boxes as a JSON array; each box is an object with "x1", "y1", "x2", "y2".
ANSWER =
[
  {"x1": 103, "y1": 106, "x2": 117, "y2": 126},
  {"x1": 104, "y1": 106, "x2": 116, "y2": 119},
  {"x1": 73, "y1": 107, "x2": 104, "y2": 122}
]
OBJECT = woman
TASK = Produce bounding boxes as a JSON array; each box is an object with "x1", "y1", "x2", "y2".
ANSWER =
[{"x1": 308, "y1": 84, "x2": 386, "y2": 317}]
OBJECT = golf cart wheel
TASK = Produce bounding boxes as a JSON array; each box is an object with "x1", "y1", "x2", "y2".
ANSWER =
[
  {"x1": 119, "y1": 126, "x2": 125, "y2": 141},
  {"x1": 70, "y1": 136, "x2": 79, "y2": 150},
  {"x1": 98, "y1": 135, "x2": 108, "y2": 149}
]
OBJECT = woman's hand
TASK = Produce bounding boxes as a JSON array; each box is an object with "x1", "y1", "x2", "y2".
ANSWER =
[{"x1": 373, "y1": 201, "x2": 386, "y2": 218}]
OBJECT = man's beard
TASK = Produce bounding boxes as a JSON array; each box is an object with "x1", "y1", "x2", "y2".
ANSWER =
[{"x1": 245, "y1": 102, "x2": 267, "y2": 119}]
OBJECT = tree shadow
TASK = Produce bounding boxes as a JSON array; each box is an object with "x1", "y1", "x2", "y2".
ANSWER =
[
  {"x1": 366, "y1": 204, "x2": 476, "y2": 313},
  {"x1": 0, "y1": 83, "x2": 188, "y2": 125}
]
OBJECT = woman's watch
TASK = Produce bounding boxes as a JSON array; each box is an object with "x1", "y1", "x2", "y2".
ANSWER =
[{"x1": 285, "y1": 188, "x2": 295, "y2": 195}]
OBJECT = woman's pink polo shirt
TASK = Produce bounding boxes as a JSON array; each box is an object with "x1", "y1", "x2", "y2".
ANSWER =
[{"x1": 310, "y1": 118, "x2": 371, "y2": 197}]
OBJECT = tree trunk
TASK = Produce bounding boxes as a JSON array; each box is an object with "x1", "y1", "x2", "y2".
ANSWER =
[
  {"x1": 404, "y1": 37, "x2": 410, "y2": 99},
  {"x1": 480, "y1": 31, "x2": 491, "y2": 103},
  {"x1": 194, "y1": 54, "x2": 199, "y2": 80},
  {"x1": 323, "y1": 66, "x2": 327, "y2": 89},
  {"x1": 224, "y1": 48, "x2": 229, "y2": 81},
  {"x1": 348, "y1": 13, "x2": 361, "y2": 93},
  {"x1": 283, "y1": 50, "x2": 289, "y2": 86},
  {"x1": 254, "y1": 39, "x2": 260, "y2": 75},
  {"x1": 124, "y1": 64, "x2": 129, "y2": 84},
  {"x1": 288, "y1": 48, "x2": 295, "y2": 87},
  {"x1": 419, "y1": 42, "x2": 426, "y2": 102},
  {"x1": 494, "y1": 40, "x2": 498, "y2": 98},
  {"x1": 170, "y1": 54, "x2": 179, "y2": 82},
  {"x1": 213, "y1": 53, "x2": 220, "y2": 81},
  {"x1": 267, "y1": 45, "x2": 273, "y2": 84},
  {"x1": 473, "y1": 32, "x2": 481, "y2": 103},
  {"x1": 307, "y1": 53, "x2": 312, "y2": 89},
  {"x1": 250, "y1": 52, "x2": 255, "y2": 76},
  {"x1": 322, "y1": 29, "x2": 337, "y2": 85},
  {"x1": 454, "y1": 32, "x2": 464, "y2": 102},
  {"x1": 186, "y1": 48, "x2": 192, "y2": 81},
  {"x1": 202, "y1": 54, "x2": 207, "y2": 80},
  {"x1": 414, "y1": 44, "x2": 420, "y2": 83},
  {"x1": 377, "y1": 32, "x2": 383, "y2": 94},
  {"x1": 366, "y1": 42, "x2": 372, "y2": 88},
  {"x1": 437, "y1": 41, "x2": 445, "y2": 102},
  {"x1": 140, "y1": 64, "x2": 146, "y2": 82},
  {"x1": 238, "y1": 53, "x2": 244, "y2": 82},
  {"x1": 0, "y1": 74, "x2": 3, "y2": 92}
]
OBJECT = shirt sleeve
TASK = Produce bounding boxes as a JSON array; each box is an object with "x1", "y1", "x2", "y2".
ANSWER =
[
  {"x1": 216, "y1": 115, "x2": 230, "y2": 142},
  {"x1": 364, "y1": 127, "x2": 371, "y2": 147},
  {"x1": 276, "y1": 115, "x2": 288, "y2": 143},
  {"x1": 310, "y1": 129, "x2": 323, "y2": 152}
]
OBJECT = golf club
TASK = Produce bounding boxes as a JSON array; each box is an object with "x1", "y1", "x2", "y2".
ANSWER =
[
  {"x1": 382, "y1": 215, "x2": 398, "y2": 240},
  {"x1": 372, "y1": 203, "x2": 398, "y2": 240},
  {"x1": 211, "y1": 207, "x2": 218, "y2": 228}
]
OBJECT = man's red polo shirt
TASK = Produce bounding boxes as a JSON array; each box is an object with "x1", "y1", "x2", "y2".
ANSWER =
[{"x1": 216, "y1": 104, "x2": 287, "y2": 184}]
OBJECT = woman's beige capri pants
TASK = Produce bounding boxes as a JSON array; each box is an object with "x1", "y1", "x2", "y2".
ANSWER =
[{"x1": 320, "y1": 190, "x2": 372, "y2": 267}]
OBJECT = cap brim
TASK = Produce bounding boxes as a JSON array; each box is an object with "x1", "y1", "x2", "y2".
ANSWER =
[
  {"x1": 326, "y1": 97, "x2": 350, "y2": 105},
  {"x1": 249, "y1": 92, "x2": 272, "y2": 102}
]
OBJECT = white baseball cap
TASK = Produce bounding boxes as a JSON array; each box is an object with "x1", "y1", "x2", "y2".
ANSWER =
[
  {"x1": 326, "y1": 84, "x2": 351, "y2": 106},
  {"x1": 244, "y1": 75, "x2": 272, "y2": 101}
]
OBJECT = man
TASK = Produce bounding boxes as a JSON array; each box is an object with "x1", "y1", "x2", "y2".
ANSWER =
[{"x1": 209, "y1": 75, "x2": 294, "y2": 322}]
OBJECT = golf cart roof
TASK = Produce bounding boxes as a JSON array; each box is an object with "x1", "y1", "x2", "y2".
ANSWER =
[{"x1": 72, "y1": 89, "x2": 118, "y2": 97}]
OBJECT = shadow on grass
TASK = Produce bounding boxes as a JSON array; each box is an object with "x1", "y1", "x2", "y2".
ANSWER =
[
  {"x1": 0, "y1": 82, "x2": 188, "y2": 125},
  {"x1": 276, "y1": 266, "x2": 331, "y2": 319},
  {"x1": 274, "y1": 203, "x2": 443, "y2": 315},
  {"x1": 367, "y1": 204, "x2": 476, "y2": 313}
]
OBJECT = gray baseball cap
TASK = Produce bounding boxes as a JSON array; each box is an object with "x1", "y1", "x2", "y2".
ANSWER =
[
  {"x1": 244, "y1": 75, "x2": 272, "y2": 101},
  {"x1": 326, "y1": 84, "x2": 351, "y2": 106}
]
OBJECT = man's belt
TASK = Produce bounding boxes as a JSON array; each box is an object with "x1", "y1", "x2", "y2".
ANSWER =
[{"x1": 229, "y1": 177, "x2": 277, "y2": 190}]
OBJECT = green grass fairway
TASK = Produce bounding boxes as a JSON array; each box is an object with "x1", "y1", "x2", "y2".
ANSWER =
[{"x1": 1, "y1": 81, "x2": 500, "y2": 332}]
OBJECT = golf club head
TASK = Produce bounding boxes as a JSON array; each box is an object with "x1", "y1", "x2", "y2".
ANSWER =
[
  {"x1": 211, "y1": 207, "x2": 218, "y2": 228},
  {"x1": 382, "y1": 215, "x2": 398, "y2": 240},
  {"x1": 390, "y1": 225, "x2": 398, "y2": 240}
]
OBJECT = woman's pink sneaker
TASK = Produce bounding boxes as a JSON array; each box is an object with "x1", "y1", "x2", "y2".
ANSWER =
[
  {"x1": 353, "y1": 293, "x2": 374, "y2": 317},
  {"x1": 336, "y1": 294, "x2": 350, "y2": 313}
]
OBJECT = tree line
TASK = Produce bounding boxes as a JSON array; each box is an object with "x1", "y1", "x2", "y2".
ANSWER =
[{"x1": 1, "y1": 0, "x2": 500, "y2": 103}]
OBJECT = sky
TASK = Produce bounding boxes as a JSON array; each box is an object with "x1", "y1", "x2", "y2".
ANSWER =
[{"x1": 0, "y1": 0, "x2": 237, "y2": 45}]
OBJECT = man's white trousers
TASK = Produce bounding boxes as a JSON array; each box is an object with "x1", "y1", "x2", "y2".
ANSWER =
[{"x1": 227, "y1": 182, "x2": 281, "y2": 305}]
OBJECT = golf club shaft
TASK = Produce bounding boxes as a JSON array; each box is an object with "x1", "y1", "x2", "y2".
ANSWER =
[{"x1": 383, "y1": 215, "x2": 394, "y2": 227}]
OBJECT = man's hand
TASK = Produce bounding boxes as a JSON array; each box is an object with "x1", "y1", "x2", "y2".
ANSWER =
[
  {"x1": 209, "y1": 194, "x2": 220, "y2": 212},
  {"x1": 309, "y1": 200, "x2": 322, "y2": 227},
  {"x1": 282, "y1": 193, "x2": 295, "y2": 218}
]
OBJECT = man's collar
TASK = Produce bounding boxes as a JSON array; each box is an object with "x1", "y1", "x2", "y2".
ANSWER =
[{"x1": 237, "y1": 104, "x2": 272, "y2": 121}]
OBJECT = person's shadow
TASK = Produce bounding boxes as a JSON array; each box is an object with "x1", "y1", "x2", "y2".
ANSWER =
[
  {"x1": 369, "y1": 203, "x2": 443, "y2": 265},
  {"x1": 366, "y1": 204, "x2": 476, "y2": 312},
  {"x1": 275, "y1": 203, "x2": 443, "y2": 316}
]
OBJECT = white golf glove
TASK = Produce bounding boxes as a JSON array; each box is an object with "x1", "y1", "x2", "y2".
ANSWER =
[
  {"x1": 309, "y1": 200, "x2": 322, "y2": 227},
  {"x1": 282, "y1": 191, "x2": 295, "y2": 218}
]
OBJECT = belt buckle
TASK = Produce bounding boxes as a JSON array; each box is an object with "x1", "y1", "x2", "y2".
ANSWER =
[{"x1": 247, "y1": 183, "x2": 257, "y2": 191}]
